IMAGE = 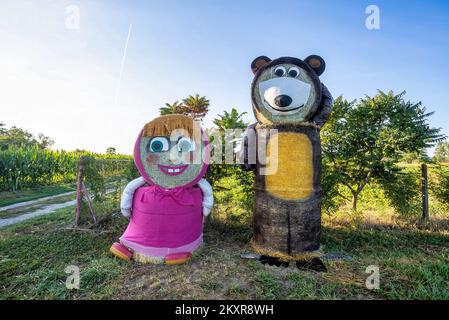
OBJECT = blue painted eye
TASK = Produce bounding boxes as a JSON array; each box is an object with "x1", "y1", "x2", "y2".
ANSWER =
[
  {"x1": 148, "y1": 137, "x2": 169, "y2": 152},
  {"x1": 177, "y1": 137, "x2": 195, "y2": 152}
]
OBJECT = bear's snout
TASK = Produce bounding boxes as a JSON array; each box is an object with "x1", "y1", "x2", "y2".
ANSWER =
[{"x1": 274, "y1": 95, "x2": 292, "y2": 108}]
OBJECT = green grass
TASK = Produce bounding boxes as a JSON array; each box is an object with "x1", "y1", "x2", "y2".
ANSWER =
[
  {"x1": 0, "y1": 194, "x2": 76, "y2": 220},
  {"x1": 0, "y1": 207, "x2": 127, "y2": 299},
  {"x1": 1, "y1": 199, "x2": 448, "y2": 300},
  {"x1": 0, "y1": 184, "x2": 75, "y2": 207}
]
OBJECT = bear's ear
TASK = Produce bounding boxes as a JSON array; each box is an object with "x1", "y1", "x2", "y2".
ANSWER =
[
  {"x1": 304, "y1": 55, "x2": 326, "y2": 76},
  {"x1": 251, "y1": 56, "x2": 271, "y2": 74}
]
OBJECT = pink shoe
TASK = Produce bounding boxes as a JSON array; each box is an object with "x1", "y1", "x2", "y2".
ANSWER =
[
  {"x1": 110, "y1": 242, "x2": 133, "y2": 261},
  {"x1": 165, "y1": 252, "x2": 192, "y2": 265}
]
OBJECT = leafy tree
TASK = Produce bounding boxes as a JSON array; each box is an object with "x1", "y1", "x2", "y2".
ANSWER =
[
  {"x1": 159, "y1": 95, "x2": 210, "y2": 120},
  {"x1": 37, "y1": 133, "x2": 54, "y2": 149},
  {"x1": 213, "y1": 108, "x2": 248, "y2": 131},
  {"x1": 379, "y1": 169, "x2": 421, "y2": 217},
  {"x1": 0, "y1": 123, "x2": 54, "y2": 150},
  {"x1": 431, "y1": 166, "x2": 449, "y2": 208},
  {"x1": 400, "y1": 152, "x2": 422, "y2": 164},
  {"x1": 322, "y1": 91, "x2": 445, "y2": 211},
  {"x1": 159, "y1": 101, "x2": 186, "y2": 116},
  {"x1": 207, "y1": 108, "x2": 253, "y2": 209},
  {"x1": 182, "y1": 94, "x2": 210, "y2": 120},
  {"x1": 106, "y1": 147, "x2": 117, "y2": 155},
  {"x1": 0, "y1": 123, "x2": 6, "y2": 135},
  {"x1": 433, "y1": 141, "x2": 449, "y2": 163}
]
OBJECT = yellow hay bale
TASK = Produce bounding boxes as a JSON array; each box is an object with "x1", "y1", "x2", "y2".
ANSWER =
[{"x1": 142, "y1": 114, "x2": 195, "y2": 138}]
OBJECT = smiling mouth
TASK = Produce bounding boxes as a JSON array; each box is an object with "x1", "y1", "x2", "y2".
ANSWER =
[
  {"x1": 158, "y1": 164, "x2": 188, "y2": 176},
  {"x1": 265, "y1": 101, "x2": 304, "y2": 112}
]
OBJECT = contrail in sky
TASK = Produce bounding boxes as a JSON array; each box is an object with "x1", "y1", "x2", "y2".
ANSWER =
[{"x1": 114, "y1": 23, "x2": 132, "y2": 109}]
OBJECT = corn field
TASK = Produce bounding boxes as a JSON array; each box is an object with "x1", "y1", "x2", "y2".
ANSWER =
[{"x1": 0, "y1": 146, "x2": 133, "y2": 192}]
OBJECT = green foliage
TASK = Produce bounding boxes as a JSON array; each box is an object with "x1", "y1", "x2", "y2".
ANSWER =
[
  {"x1": 321, "y1": 158, "x2": 348, "y2": 213},
  {"x1": 206, "y1": 165, "x2": 254, "y2": 215},
  {"x1": 0, "y1": 147, "x2": 132, "y2": 192},
  {"x1": 81, "y1": 156, "x2": 106, "y2": 202},
  {"x1": 378, "y1": 169, "x2": 421, "y2": 217},
  {"x1": 159, "y1": 94, "x2": 210, "y2": 120},
  {"x1": 205, "y1": 107, "x2": 253, "y2": 221},
  {"x1": 182, "y1": 94, "x2": 210, "y2": 119},
  {"x1": 433, "y1": 141, "x2": 449, "y2": 163},
  {"x1": 431, "y1": 166, "x2": 449, "y2": 208},
  {"x1": 106, "y1": 147, "x2": 116, "y2": 155},
  {"x1": 0, "y1": 146, "x2": 77, "y2": 192},
  {"x1": 159, "y1": 101, "x2": 186, "y2": 116},
  {"x1": 0, "y1": 123, "x2": 54, "y2": 150},
  {"x1": 322, "y1": 91, "x2": 445, "y2": 211},
  {"x1": 400, "y1": 151, "x2": 426, "y2": 164},
  {"x1": 212, "y1": 108, "x2": 248, "y2": 131},
  {"x1": 123, "y1": 158, "x2": 140, "y2": 181}
]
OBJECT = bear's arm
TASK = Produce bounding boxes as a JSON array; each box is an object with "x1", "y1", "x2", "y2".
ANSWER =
[
  {"x1": 239, "y1": 123, "x2": 257, "y2": 171},
  {"x1": 312, "y1": 84, "x2": 334, "y2": 128}
]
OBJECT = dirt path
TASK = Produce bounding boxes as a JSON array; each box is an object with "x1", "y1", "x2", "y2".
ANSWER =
[
  {"x1": 0, "y1": 199, "x2": 76, "y2": 228},
  {"x1": 0, "y1": 191, "x2": 76, "y2": 212},
  {"x1": 0, "y1": 188, "x2": 116, "y2": 229}
]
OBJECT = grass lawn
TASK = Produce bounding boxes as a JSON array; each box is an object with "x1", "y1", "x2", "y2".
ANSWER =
[
  {"x1": 0, "y1": 184, "x2": 75, "y2": 207},
  {"x1": 0, "y1": 203, "x2": 448, "y2": 300},
  {"x1": 0, "y1": 194, "x2": 77, "y2": 220}
]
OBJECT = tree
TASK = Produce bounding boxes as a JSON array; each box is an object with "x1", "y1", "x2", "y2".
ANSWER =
[
  {"x1": 0, "y1": 122, "x2": 6, "y2": 135},
  {"x1": 106, "y1": 147, "x2": 117, "y2": 155},
  {"x1": 400, "y1": 152, "x2": 422, "y2": 164},
  {"x1": 182, "y1": 94, "x2": 210, "y2": 120},
  {"x1": 159, "y1": 101, "x2": 186, "y2": 116},
  {"x1": 0, "y1": 124, "x2": 54, "y2": 150},
  {"x1": 213, "y1": 108, "x2": 248, "y2": 131},
  {"x1": 322, "y1": 91, "x2": 445, "y2": 210},
  {"x1": 37, "y1": 133, "x2": 54, "y2": 149},
  {"x1": 434, "y1": 141, "x2": 449, "y2": 163}
]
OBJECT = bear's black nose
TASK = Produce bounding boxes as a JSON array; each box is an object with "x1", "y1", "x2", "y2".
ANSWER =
[{"x1": 274, "y1": 95, "x2": 292, "y2": 108}]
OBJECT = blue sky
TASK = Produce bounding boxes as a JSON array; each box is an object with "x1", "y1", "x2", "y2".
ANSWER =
[{"x1": 1, "y1": 0, "x2": 448, "y2": 154}]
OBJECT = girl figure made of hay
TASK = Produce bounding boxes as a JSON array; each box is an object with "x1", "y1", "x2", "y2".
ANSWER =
[
  {"x1": 241, "y1": 55, "x2": 333, "y2": 271},
  {"x1": 110, "y1": 114, "x2": 213, "y2": 265}
]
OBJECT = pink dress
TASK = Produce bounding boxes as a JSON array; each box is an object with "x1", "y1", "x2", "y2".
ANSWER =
[{"x1": 120, "y1": 185, "x2": 204, "y2": 258}]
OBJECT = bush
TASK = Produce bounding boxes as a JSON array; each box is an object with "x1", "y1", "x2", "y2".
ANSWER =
[
  {"x1": 431, "y1": 166, "x2": 449, "y2": 208},
  {"x1": 378, "y1": 169, "x2": 421, "y2": 217},
  {"x1": 206, "y1": 164, "x2": 254, "y2": 224},
  {"x1": 321, "y1": 160, "x2": 347, "y2": 214}
]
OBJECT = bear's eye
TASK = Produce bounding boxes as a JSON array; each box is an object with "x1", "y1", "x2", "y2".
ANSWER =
[
  {"x1": 148, "y1": 137, "x2": 169, "y2": 153},
  {"x1": 274, "y1": 66, "x2": 286, "y2": 77},
  {"x1": 177, "y1": 137, "x2": 196, "y2": 152},
  {"x1": 288, "y1": 67, "x2": 300, "y2": 77}
]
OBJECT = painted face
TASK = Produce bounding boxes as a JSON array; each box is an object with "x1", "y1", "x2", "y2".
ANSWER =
[
  {"x1": 251, "y1": 57, "x2": 322, "y2": 125},
  {"x1": 134, "y1": 128, "x2": 209, "y2": 189}
]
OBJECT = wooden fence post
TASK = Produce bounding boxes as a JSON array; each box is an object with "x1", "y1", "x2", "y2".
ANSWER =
[
  {"x1": 75, "y1": 156, "x2": 84, "y2": 226},
  {"x1": 421, "y1": 163, "x2": 429, "y2": 222}
]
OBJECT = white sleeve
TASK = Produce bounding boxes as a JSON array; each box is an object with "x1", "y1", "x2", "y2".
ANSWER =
[
  {"x1": 120, "y1": 176, "x2": 146, "y2": 217},
  {"x1": 197, "y1": 178, "x2": 214, "y2": 217}
]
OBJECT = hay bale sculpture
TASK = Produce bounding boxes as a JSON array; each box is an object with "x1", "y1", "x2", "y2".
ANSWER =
[
  {"x1": 241, "y1": 55, "x2": 333, "y2": 271},
  {"x1": 110, "y1": 114, "x2": 213, "y2": 265}
]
